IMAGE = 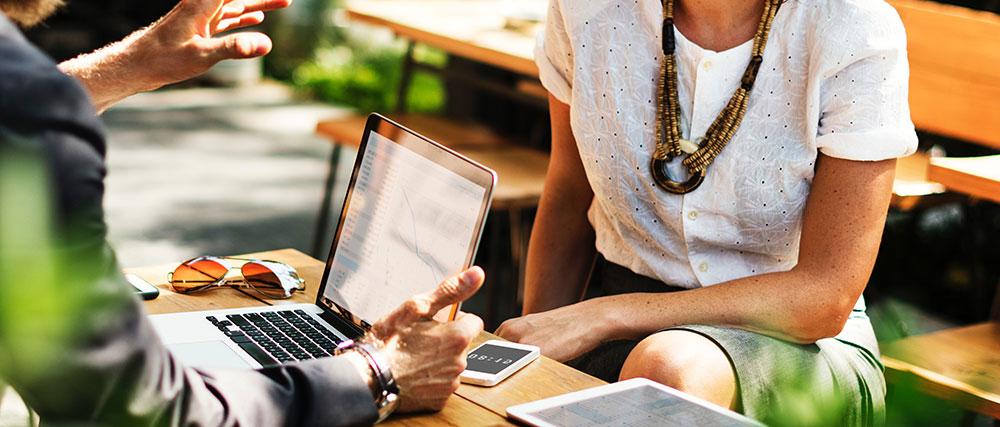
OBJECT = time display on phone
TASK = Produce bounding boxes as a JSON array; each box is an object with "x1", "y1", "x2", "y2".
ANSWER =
[{"x1": 466, "y1": 344, "x2": 533, "y2": 374}]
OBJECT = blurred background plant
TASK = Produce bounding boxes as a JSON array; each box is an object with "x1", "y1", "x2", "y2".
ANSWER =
[
  {"x1": 0, "y1": 132, "x2": 112, "y2": 426},
  {"x1": 0, "y1": 135, "x2": 69, "y2": 382},
  {"x1": 291, "y1": 41, "x2": 446, "y2": 113},
  {"x1": 266, "y1": 0, "x2": 447, "y2": 113}
]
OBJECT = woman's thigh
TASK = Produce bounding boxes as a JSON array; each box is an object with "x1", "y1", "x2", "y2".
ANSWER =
[{"x1": 619, "y1": 329, "x2": 738, "y2": 409}]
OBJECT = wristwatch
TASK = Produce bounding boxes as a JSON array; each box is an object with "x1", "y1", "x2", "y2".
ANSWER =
[{"x1": 335, "y1": 338, "x2": 400, "y2": 423}]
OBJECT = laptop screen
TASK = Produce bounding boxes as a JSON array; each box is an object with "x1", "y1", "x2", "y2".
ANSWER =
[{"x1": 319, "y1": 116, "x2": 494, "y2": 328}]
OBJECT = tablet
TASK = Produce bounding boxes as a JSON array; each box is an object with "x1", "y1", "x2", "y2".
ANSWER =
[{"x1": 506, "y1": 378, "x2": 763, "y2": 427}]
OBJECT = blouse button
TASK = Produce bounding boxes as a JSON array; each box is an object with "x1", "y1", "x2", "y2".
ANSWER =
[
  {"x1": 687, "y1": 210, "x2": 698, "y2": 220},
  {"x1": 698, "y1": 262, "x2": 709, "y2": 273},
  {"x1": 702, "y1": 60, "x2": 713, "y2": 71}
]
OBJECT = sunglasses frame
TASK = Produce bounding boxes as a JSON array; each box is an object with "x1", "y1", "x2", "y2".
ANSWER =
[{"x1": 167, "y1": 256, "x2": 306, "y2": 299}]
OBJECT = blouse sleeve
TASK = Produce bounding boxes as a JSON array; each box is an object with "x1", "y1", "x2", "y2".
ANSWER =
[
  {"x1": 535, "y1": 0, "x2": 574, "y2": 104},
  {"x1": 813, "y1": 2, "x2": 918, "y2": 161}
]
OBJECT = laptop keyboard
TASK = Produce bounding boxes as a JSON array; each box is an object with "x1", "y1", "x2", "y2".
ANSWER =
[{"x1": 206, "y1": 309, "x2": 344, "y2": 367}]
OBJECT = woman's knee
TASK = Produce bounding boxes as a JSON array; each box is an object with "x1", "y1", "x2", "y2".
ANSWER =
[{"x1": 620, "y1": 330, "x2": 737, "y2": 408}]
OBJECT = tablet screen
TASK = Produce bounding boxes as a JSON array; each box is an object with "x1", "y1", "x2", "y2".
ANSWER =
[{"x1": 515, "y1": 382, "x2": 758, "y2": 427}]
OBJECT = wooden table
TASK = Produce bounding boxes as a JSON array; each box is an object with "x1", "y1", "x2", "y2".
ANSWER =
[
  {"x1": 882, "y1": 323, "x2": 1000, "y2": 419},
  {"x1": 127, "y1": 248, "x2": 606, "y2": 425},
  {"x1": 927, "y1": 154, "x2": 1000, "y2": 318},
  {"x1": 345, "y1": 0, "x2": 539, "y2": 77},
  {"x1": 883, "y1": 153, "x2": 1000, "y2": 420},
  {"x1": 927, "y1": 155, "x2": 1000, "y2": 205}
]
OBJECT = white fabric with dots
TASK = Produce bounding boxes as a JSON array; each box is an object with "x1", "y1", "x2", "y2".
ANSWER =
[{"x1": 536, "y1": 0, "x2": 918, "y2": 288}]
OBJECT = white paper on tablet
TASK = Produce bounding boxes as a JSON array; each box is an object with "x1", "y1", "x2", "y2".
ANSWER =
[{"x1": 506, "y1": 378, "x2": 763, "y2": 427}]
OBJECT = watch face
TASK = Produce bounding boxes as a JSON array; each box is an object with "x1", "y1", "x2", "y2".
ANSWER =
[{"x1": 466, "y1": 344, "x2": 532, "y2": 375}]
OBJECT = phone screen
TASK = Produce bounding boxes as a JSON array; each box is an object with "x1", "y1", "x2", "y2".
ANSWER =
[{"x1": 466, "y1": 343, "x2": 533, "y2": 375}]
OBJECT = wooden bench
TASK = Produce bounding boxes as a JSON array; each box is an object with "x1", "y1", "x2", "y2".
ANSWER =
[
  {"x1": 313, "y1": 113, "x2": 548, "y2": 209},
  {"x1": 314, "y1": 113, "x2": 510, "y2": 150},
  {"x1": 880, "y1": 0, "x2": 1000, "y2": 421}
]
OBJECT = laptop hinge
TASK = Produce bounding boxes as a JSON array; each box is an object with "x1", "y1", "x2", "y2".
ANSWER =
[{"x1": 320, "y1": 310, "x2": 365, "y2": 340}]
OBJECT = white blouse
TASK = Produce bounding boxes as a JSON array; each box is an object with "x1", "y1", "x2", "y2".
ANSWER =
[{"x1": 536, "y1": 0, "x2": 918, "y2": 289}]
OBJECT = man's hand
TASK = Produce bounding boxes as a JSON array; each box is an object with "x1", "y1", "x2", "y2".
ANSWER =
[
  {"x1": 371, "y1": 267, "x2": 485, "y2": 413},
  {"x1": 59, "y1": 0, "x2": 291, "y2": 112},
  {"x1": 134, "y1": 0, "x2": 290, "y2": 86}
]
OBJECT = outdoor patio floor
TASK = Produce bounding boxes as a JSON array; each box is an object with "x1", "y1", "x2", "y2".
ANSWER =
[{"x1": 102, "y1": 82, "x2": 357, "y2": 268}]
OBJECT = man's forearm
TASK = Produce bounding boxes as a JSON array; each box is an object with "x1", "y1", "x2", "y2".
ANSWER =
[
  {"x1": 59, "y1": 27, "x2": 160, "y2": 113},
  {"x1": 57, "y1": 0, "x2": 288, "y2": 114}
]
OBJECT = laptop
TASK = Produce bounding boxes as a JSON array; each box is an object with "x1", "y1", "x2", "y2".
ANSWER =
[{"x1": 149, "y1": 113, "x2": 497, "y2": 369}]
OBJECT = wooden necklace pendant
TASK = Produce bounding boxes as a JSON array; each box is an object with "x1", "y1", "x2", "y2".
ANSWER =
[
  {"x1": 650, "y1": 155, "x2": 705, "y2": 194},
  {"x1": 650, "y1": 137, "x2": 704, "y2": 194},
  {"x1": 650, "y1": 0, "x2": 781, "y2": 194}
]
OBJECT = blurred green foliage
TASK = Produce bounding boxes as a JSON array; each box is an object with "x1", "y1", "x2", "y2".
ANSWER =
[
  {"x1": 0, "y1": 135, "x2": 81, "y2": 381},
  {"x1": 291, "y1": 41, "x2": 447, "y2": 113},
  {"x1": 263, "y1": 0, "x2": 345, "y2": 80},
  {"x1": 751, "y1": 345, "x2": 851, "y2": 427},
  {"x1": 262, "y1": 0, "x2": 449, "y2": 113}
]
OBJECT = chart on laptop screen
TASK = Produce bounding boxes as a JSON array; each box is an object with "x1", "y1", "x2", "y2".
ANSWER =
[{"x1": 323, "y1": 131, "x2": 486, "y2": 324}]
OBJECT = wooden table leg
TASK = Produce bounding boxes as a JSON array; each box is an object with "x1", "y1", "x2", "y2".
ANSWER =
[
  {"x1": 311, "y1": 144, "x2": 343, "y2": 257},
  {"x1": 509, "y1": 206, "x2": 526, "y2": 304},
  {"x1": 394, "y1": 41, "x2": 416, "y2": 114},
  {"x1": 991, "y1": 280, "x2": 1000, "y2": 321}
]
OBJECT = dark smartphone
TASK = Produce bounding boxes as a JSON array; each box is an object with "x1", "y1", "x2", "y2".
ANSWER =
[{"x1": 125, "y1": 273, "x2": 160, "y2": 300}]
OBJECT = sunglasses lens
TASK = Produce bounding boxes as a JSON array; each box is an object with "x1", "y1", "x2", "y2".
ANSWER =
[
  {"x1": 242, "y1": 261, "x2": 303, "y2": 299},
  {"x1": 170, "y1": 257, "x2": 229, "y2": 294}
]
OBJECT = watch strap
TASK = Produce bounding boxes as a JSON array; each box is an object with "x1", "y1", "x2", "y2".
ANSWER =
[{"x1": 335, "y1": 339, "x2": 400, "y2": 422}]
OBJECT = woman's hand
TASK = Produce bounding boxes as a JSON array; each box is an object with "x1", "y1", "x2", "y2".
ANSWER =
[{"x1": 496, "y1": 301, "x2": 611, "y2": 362}]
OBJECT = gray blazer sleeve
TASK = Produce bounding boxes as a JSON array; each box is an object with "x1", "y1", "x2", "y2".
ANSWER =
[{"x1": 0, "y1": 13, "x2": 377, "y2": 427}]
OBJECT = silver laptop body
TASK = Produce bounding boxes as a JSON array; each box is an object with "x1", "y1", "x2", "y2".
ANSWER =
[{"x1": 149, "y1": 113, "x2": 496, "y2": 369}]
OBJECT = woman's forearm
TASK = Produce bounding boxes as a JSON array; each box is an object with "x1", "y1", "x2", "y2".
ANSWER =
[
  {"x1": 522, "y1": 191, "x2": 596, "y2": 314},
  {"x1": 591, "y1": 156, "x2": 895, "y2": 344},
  {"x1": 590, "y1": 266, "x2": 858, "y2": 344},
  {"x1": 522, "y1": 95, "x2": 596, "y2": 315}
]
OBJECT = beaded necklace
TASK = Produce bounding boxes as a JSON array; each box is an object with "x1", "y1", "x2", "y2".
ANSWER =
[{"x1": 651, "y1": 0, "x2": 782, "y2": 194}]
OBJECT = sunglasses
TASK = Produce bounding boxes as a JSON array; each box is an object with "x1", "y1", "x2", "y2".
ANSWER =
[{"x1": 168, "y1": 256, "x2": 306, "y2": 299}]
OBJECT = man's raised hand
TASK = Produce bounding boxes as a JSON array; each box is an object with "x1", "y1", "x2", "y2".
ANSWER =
[{"x1": 59, "y1": 0, "x2": 292, "y2": 112}]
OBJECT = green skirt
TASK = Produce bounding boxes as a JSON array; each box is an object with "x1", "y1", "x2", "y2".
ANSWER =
[{"x1": 569, "y1": 256, "x2": 886, "y2": 426}]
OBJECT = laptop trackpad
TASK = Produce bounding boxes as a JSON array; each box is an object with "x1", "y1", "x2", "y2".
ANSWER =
[{"x1": 167, "y1": 341, "x2": 252, "y2": 369}]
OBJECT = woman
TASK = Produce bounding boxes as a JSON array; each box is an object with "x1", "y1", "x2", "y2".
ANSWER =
[{"x1": 496, "y1": 0, "x2": 916, "y2": 424}]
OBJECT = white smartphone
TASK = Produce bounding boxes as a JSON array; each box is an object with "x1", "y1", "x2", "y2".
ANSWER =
[
  {"x1": 460, "y1": 340, "x2": 540, "y2": 386},
  {"x1": 125, "y1": 273, "x2": 160, "y2": 300}
]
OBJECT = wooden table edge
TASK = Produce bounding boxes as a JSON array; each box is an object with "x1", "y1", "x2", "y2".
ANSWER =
[
  {"x1": 344, "y1": 7, "x2": 540, "y2": 77},
  {"x1": 927, "y1": 156, "x2": 1000, "y2": 204},
  {"x1": 882, "y1": 355, "x2": 1000, "y2": 418},
  {"x1": 130, "y1": 248, "x2": 516, "y2": 425}
]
